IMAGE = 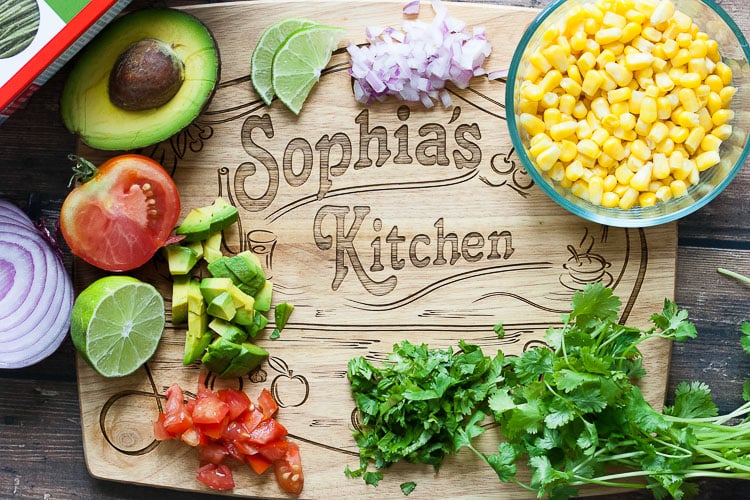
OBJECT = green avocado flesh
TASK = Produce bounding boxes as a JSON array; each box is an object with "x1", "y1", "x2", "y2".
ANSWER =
[{"x1": 60, "y1": 9, "x2": 219, "y2": 151}]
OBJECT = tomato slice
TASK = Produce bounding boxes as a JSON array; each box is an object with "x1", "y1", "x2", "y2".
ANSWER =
[
  {"x1": 246, "y1": 418, "x2": 288, "y2": 445},
  {"x1": 60, "y1": 154, "x2": 181, "y2": 272},
  {"x1": 196, "y1": 463, "x2": 235, "y2": 491},
  {"x1": 274, "y1": 442, "x2": 304, "y2": 495}
]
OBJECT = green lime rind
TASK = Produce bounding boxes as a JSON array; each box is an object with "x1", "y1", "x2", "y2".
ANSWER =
[
  {"x1": 71, "y1": 275, "x2": 166, "y2": 378},
  {"x1": 251, "y1": 18, "x2": 319, "y2": 105},
  {"x1": 271, "y1": 25, "x2": 345, "y2": 115}
]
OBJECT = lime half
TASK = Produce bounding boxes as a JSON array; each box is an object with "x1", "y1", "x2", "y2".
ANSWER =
[
  {"x1": 271, "y1": 25, "x2": 345, "y2": 114},
  {"x1": 251, "y1": 18, "x2": 319, "y2": 105},
  {"x1": 71, "y1": 276, "x2": 165, "y2": 378}
]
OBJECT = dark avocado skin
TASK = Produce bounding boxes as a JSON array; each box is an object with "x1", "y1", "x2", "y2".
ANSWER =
[{"x1": 60, "y1": 8, "x2": 220, "y2": 151}]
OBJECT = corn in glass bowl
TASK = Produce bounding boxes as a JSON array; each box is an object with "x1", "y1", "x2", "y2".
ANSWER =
[{"x1": 505, "y1": 0, "x2": 750, "y2": 227}]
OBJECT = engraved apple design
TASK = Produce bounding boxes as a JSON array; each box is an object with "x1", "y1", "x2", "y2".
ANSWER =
[{"x1": 268, "y1": 356, "x2": 309, "y2": 408}]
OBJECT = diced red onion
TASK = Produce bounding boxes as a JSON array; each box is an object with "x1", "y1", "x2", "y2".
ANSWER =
[
  {"x1": 0, "y1": 199, "x2": 73, "y2": 368},
  {"x1": 348, "y1": 0, "x2": 492, "y2": 108},
  {"x1": 403, "y1": 0, "x2": 420, "y2": 15}
]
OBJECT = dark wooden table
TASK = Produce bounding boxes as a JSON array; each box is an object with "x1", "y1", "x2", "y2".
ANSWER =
[{"x1": 2, "y1": 0, "x2": 750, "y2": 498}]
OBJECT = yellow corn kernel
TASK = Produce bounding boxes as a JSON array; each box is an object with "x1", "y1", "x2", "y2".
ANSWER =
[
  {"x1": 620, "y1": 21, "x2": 642, "y2": 43},
  {"x1": 559, "y1": 140, "x2": 578, "y2": 162},
  {"x1": 671, "y1": 48, "x2": 690, "y2": 67},
  {"x1": 675, "y1": 110, "x2": 700, "y2": 128},
  {"x1": 520, "y1": 81, "x2": 545, "y2": 101},
  {"x1": 677, "y1": 87, "x2": 700, "y2": 113},
  {"x1": 570, "y1": 30, "x2": 589, "y2": 52},
  {"x1": 647, "y1": 121, "x2": 670, "y2": 145},
  {"x1": 670, "y1": 179, "x2": 688, "y2": 197},
  {"x1": 591, "y1": 127, "x2": 610, "y2": 146},
  {"x1": 655, "y1": 137, "x2": 675, "y2": 155},
  {"x1": 711, "y1": 123, "x2": 733, "y2": 141},
  {"x1": 588, "y1": 176, "x2": 605, "y2": 205},
  {"x1": 650, "y1": 0, "x2": 675, "y2": 24},
  {"x1": 549, "y1": 161, "x2": 566, "y2": 181},
  {"x1": 603, "y1": 10, "x2": 627, "y2": 28},
  {"x1": 599, "y1": 72, "x2": 618, "y2": 92},
  {"x1": 540, "y1": 91, "x2": 560, "y2": 109},
  {"x1": 520, "y1": 113, "x2": 546, "y2": 136},
  {"x1": 578, "y1": 138, "x2": 601, "y2": 158},
  {"x1": 597, "y1": 152, "x2": 617, "y2": 169},
  {"x1": 641, "y1": 25, "x2": 662, "y2": 43},
  {"x1": 559, "y1": 77, "x2": 583, "y2": 98},
  {"x1": 603, "y1": 173, "x2": 618, "y2": 191},
  {"x1": 529, "y1": 137, "x2": 552, "y2": 158},
  {"x1": 715, "y1": 61, "x2": 733, "y2": 85},
  {"x1": 601, "y1": 191, "x2": 620, "y2": 208},
  {"x1": 541, "y1": 26, "x2": 560, "y2": 44},
  {"x1": 619, "y1": 187, "x2": 639, "y2": 209},
  {"x1": 639, "y1": 95, "x2": 658, "y2": 123},
  {"x1": 706, "y1": 39, "x2": 720, "y2": 62},
  {"x1": 588, "y1": 96, "x2": 608, "y2": 120},
  {"x1": 684, "y1": 127, "x2": 705, "y2": 154},
  {"x1": 519, "y1": 99, "x2": 539, "y2": 115},
  {"x1": 560, "y1": 176, "x2": 573, "y2": 189},
  {"x1": 688, "y1": 160, "x2": 700, "y2": 185},
  {"x1": 604, "y1": 61, "x2": 634, "y2": 87},
  {"x1": 571, "y1": 179, "x2": 590, "y2": 200},
  {"x1": 543, "y1": 45, "x2": 569, "y2": 72},
  {"x1": 558, "y1": 94, "x2": 577, "y2": 115},
  {"x1": 619, "y1": 112, "x2": 636, "y2": 131},
  {"x1": 596, "y1": 27, "x2": 624, "y2": 46},
  {"x1": 669, "y1": 125, "x2": 689, "y2": 143},
  {"x1": 655, "y1": 185, "x2": 673, "y2": 201},
  {"x1": 630, "y1": 138, "x2": 651, "y2": 162},
  {"x1": 695, "y1": 150, "x2": 720, "y2": 171},
  {"x1": 603, "y1": 136, "x2": 626, "y2": 160},
  {"x1": 572, "y1": 101, "x2": 589, "y2": 119},
  {"x1": 565, "y1": 159, "x2": 585, "y2": 181},
  {"x1": 707, "y1": 91, "x2": 723, "y2": 115},
  {"x1": 578, "y1": 51, "x2": 598, "y2": 74},
  {"x1": 530, "y1": 52, "x2": 552, "y2": 72},
  {"x1": 712, "y1": 108, "x2": 735, "y2": 127},
  {"x1": 581, "y1": 69, "x2": 605, "y2": 96},
  {"x1": 624, "y1": 51, "x2": 654, "y2": 71},
  {"x1": 549, "y1": 120, "x2": 578, "y2": 141},
  {"x1": 611, "y1": 101, "x2": 630, "y2": 115},
  {"x1": 639, "y1": 191, "x2": 657, "y2": 207},
  {"x1": 671, "y1": 157, "x2": 692, "y2": 180},
  {"x1": 630, "y1": 163, "x2": 653, "y2": 191},
  {"x1": 615, "y1": 127, "x2": 637, "y2": 142},
  {"x1": 720, "y1": 86, "x2": 737, "y2": 107},
  {"x1": 661, "y1": 38, "x2": 679, "y2": 58},
  {"x1": 654, "y1": 72, "x2": 675, "y2": 93},
  {"x1": 676, "y1": 32, "x2": 693, "y2": 48},
  {"x1": 539, "y1": 71, "x2": 563, "y2": 94},
  {"x1": 576, "y1": 119, "x2": 593, "y2": 139},
  {"x1": 688, "y1": 57, "x2": 709, "y2": 80},
  {"x1": 602, "y1": 113, "x2": 621, "y2": 130},
  {"x1": 631, "y1": 36, "x2": 656, "y2": 55},
  {"x1": 652, "y1": 152, "x2": 670, "y2": 179},
  {"x1": 628, "y1": 90, "x2": 645, "y2": 114},
  {"x1": 615, "y1": 164, "x2": 635, "y2": 185},
  {"x1": 700, "y1": 134, "x2": 722, "y2": 152},
  {"x1": 656, "y1": 96, "x2": 673, "y2": 120},
  {"x1": 534, "y1": 144, "x2": 562, "y2": 171},
  {"x1": 634, "y1": 117, "x2": 651, "y2": 136},
  {"x1": 679, "y1": 72, "x2": 702, "y2": 89}
]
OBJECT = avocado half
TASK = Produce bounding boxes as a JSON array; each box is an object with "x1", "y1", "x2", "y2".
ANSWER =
[{"x1": 60, "y1": 9, "x2": 219, "y2": 151}]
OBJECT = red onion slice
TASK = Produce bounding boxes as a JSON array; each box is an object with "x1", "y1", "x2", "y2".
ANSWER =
[{"x1": 0, "y1": 200, "x2": 73, "y2": 368}]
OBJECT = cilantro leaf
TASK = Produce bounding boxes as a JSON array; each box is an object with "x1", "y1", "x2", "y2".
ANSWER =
[
  {"x1": 400, "y1": 482, "x2": 416, "y2": 495},
  {"x1": 664, "y1": 381, "x2": 717, "y2": 419},
  {"x1": 741, "y1": 322, "x2": 750, "y2": 355}
]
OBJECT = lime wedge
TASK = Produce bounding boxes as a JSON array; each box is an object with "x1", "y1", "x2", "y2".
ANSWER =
[
  {"x1": 271, "y1": 25, "x2": 345, "y2": 115},
  {"x1": 251, "y1": 18, "x2": 319, "y2": 105},
  {"x1": 71, "y1": 276, "x2": 165, "y2": 378}
]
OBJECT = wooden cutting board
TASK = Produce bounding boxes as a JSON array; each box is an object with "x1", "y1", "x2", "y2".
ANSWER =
[{"x1": 74, "y1": 1, "x2": 678, "y2": 498}]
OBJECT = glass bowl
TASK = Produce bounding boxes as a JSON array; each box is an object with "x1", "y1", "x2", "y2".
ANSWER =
[{"x1": 506, "y1": 0, "x2": 750, "y2": 227}]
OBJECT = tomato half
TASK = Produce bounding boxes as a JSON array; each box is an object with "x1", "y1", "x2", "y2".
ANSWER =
[
  {"x1": 60, "y1": 154, "x2": 180, "y2": 271},
  {"x1": 274, "y1": 442, "x2": 304, "y2": 495}
]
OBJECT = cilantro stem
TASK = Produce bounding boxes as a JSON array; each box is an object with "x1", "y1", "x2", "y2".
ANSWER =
[
  {"x1": 691, "y1": 444, "x2": 750, "y2": 472},
  {"x1": 717, "y1": 267, "x2": 750, "y2": 284}
]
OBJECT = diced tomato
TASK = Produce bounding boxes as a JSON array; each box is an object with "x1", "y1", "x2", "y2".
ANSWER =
[
  {"x1": 152, "y1": 413, "x2": 172, "y2": 441},
  {"x1": 257, "y1": 388, "x2": 278, "y2": 419},
  {"x1": 246, "y1": 418, "x2": 288, "y2": 445},
  {"x1": 274, "y1": 442, "x2": 304, "y2": 495},
  {"x1": 218, "y1": 388, "x2": 252, "y2": 420},
  {"x1": 181, "y1": 426, "x2": 201, "y2": 447},
  {"x1": 258, "y1": 439, "x2": 289, "y2": 461},
  {"x1": 197, "y1": 443, "x2": 229, "y2": 465},
  {"x1": 192, "y1": 391, "x2": 229, "y2": 424},
  {"x1": 246, "y1": 453, "x2": 272, "y2": 475},
  {"x1": 223, "y1": 441, "x2": 245, "y2": 463},
  {"x1": 196, "y1": 463, "x2": 235, "y2": 491},
  {"x1": 197, "y1": 416, "x2": 229, "y2": 440},
  {"x1": 234, "y1": 439, "x2": 260, "y2": 457},
  {"x1": 162, "y1": 384, "x2": 192, "y2": 436}
]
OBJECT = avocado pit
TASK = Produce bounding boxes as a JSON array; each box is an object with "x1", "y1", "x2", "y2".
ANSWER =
[{"x1": 108, "y1": 38, "x2": 185, "y2": 111}]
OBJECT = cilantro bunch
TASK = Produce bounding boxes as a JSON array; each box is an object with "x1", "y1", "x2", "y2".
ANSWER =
[{"x1": 347, "y1": 282, "x2": 750, "y2": 499}]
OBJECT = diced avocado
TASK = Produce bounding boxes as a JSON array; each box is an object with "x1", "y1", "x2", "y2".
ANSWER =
[
  {"x1": 183, "y1": 329, "x2": 212, "y2": 365},
  {"x1": 186, "y1": 239, "x2": 204, "y2": 261},
  {"x1": 233, "y1": 304, "x2": 255, "y2": 326},
  {"x1": 203, "y1": 231, "x2": 223, "y2": 263},
  {"x1": 244, "y1": 311, "x2": 269, "y2": 339},
  {"x1": 219, "y1": 342, "x2": 269, "y2": 379},
  {"x1": 227, "y1": 284, "x2": 254, "y2": 310},
  {"x1": 201, "y1": 336, "x2": 243, "y2": 375},
  {"x1": 208, "y1": 317, "x2": 247, "y2": 344},
  {"x1": 164, "y1": 244, "x2": 199, "y2": 276},
  {"x1": 254, "y1": 280, "x2": 273, "y2": 312},
  {"x1": 207, "y1": 291, "x2": 236, "y2": 321},
  {"x1": 187, "y1": 279, "x2": 206, "y2": 315},
  {"x1": 176, "y1": 197, "x2": 239, "y2": 242},
  {"x1": 199, "y1": 277, "x2": 234, "y2": 304},
  {"x1": 224, "y1": 251, "x2": 266, "y2": 295},
  {"x1": 207, "y1": 256, "x2": 236, "y2": 281},
  {"x1": 171, "y1": 276, "x2": 190, "y2": 324},
  {"x1": 274, "y1": 302, "x2": 294, "y2": 331}
]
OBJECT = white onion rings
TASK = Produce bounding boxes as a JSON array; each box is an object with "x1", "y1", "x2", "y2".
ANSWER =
[{"x1": 0, "y1": 199, "x2": 73, "y2": 368}]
